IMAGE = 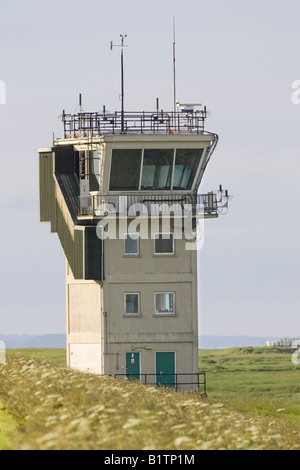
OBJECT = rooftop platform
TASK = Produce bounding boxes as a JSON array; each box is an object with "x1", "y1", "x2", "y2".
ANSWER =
[{"x1": 61, "y1": 108, "x2": 209, "y2": 139}]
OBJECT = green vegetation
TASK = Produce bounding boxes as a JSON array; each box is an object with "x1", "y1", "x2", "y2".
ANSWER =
[
  {"x1": 0, "y1": 347, "x2": 300, "y2": 450},
  {"x1": 6, "y1": 349, "x2": 66, "y2": 364},
  {"x1": 0, "y1": 401, "x2": 18, "y2": 450},
  {"x1": 199, "y1": 347, "x2": 300, "y2": 425}
]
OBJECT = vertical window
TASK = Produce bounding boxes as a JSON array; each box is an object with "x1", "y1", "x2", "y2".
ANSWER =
[
  {"x1": 155, "y1": 293, "x2": 175, "y2": 314},
  {"x1": 154, "y1": 233, "x2": 174, "y2": 254},
  {"x1": 124, "y1": 233, "x2": 139, "y2": 255},
  {"x1": 141, "y1": 149, "x2": 174, "y2": 190},
  {"x1": 173, "y1": 149, "x2": 203, "y2": 190},
  {"x1": 125, "y1": 293, "x2": 140, "y2": 315},
  {"x1": 109, "y1": 149, "x2": 142, "y2": 191}
]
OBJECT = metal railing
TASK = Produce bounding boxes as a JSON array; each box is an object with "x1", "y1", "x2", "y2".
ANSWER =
[
  {"x1": 78, "y1": 192, "x2": 223, "y2": 217},
  {"x1": 61, "y1": 109, "x2": 208, "y2": 138},
  {"x1": 114, "y1": 372, "x2": 207, "y2": 394}
]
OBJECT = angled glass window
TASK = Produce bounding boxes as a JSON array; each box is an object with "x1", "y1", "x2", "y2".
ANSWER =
[
  {"x1": 124, "y1": 233, "x2": 139, "y2": 255},
  {"x1": 155, "y1": 293, "x2": 175, "y2": 314},
  {"x1": 110, "y1": 149, "x2": 142, "y2": 191},
  {"x1": 141, "y1": 149, "x2": 174, "y2": 190},
  {"x1": 125, "y1": 293, "x2": 140, "y2": 315},
  {"x1": 173, "y1": 149, "x2": 203, "y2": 190}
]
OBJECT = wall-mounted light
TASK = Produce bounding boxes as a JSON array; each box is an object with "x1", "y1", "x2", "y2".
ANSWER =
[{"x1": 132, "y1": 345, "x2": 152, "y2": 351}]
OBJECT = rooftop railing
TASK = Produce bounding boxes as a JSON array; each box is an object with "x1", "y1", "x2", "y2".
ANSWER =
[{"x1": 61, "y1": 109, "x2": 208, "y2": 138}]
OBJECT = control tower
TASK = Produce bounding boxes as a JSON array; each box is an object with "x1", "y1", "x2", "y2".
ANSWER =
[{"x1": 38, "y1": 95, "x2": 229, "y2": 391}]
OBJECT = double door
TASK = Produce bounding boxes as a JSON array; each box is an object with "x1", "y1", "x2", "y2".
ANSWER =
[{"x1": 126, "y1": 351, "x2": 176, "y2": 388}]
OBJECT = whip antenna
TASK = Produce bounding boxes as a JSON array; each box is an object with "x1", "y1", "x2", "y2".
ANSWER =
[
  {"x1": 110, "y1": 34, "x2": 128, "y2": 133},
  {"x1": 173, "y1": 17, "x2": 176, "y2": 114}
]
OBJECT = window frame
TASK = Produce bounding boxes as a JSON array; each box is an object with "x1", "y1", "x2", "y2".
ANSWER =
[
  {"x1": 124, "y1": 233, "x2": 140, "y2": 256},
  {"x1": 153, "y1": 233, "x2": 174, "y2": 255},
  {"x1": 124, "y1": 292, "x2": 140, "y2": 316},
  {"x1": 154, "y1": 292, "x2": 176, "y2": 315}
]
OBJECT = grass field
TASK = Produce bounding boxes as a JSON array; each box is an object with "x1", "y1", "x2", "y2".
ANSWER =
[
  {"x1": 199, "y1": 346, "x2": 300, "y2": 425},
  {"x1": 0, "y1": 347, "x2": 300, "y2": 450}
]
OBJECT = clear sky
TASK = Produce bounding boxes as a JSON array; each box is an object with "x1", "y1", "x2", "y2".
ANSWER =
[{"x1": 0, "y1": 0, "x2": 299, "y2": 336}]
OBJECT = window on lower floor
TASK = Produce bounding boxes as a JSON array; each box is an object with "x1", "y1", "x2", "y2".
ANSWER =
[
  {"x1": 154, "y1": 292, "x2": 175, "y2": 314},
  {"x1": 154, "y1": 233, "x2": 174, "y2": 255},
  {"x1": 125, "y1": 293, "x2": 140, "y2": 315},
  {"x1": 124, "y1": 233, "x2": 139, "y2": 255}
]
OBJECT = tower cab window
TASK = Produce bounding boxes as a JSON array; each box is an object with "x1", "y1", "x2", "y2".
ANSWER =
[
  {"x1": 109, "y1": 148, "x2": 204, "y2": 191},
  {"x1": 173, "y1": 148, "x2": 203, "y2": 190},
  {"x1": 109, "y1": 149, "x2": 142, "y2": 191},
  {"x1": 141, "y1": 149, "x2": 173, "y2": 190}
]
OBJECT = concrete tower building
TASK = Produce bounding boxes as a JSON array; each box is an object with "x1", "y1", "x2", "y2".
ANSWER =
[{"x1": 38, "y1": 98, "x2": 229, "y2": 391}]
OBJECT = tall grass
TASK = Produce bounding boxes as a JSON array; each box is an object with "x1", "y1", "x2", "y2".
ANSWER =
[{"x1": 1, "y1": 351, "x2": 300, "y2": 450}]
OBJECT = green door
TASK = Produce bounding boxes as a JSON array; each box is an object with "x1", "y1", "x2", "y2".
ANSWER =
[
  {"x1": 126, "y1": 352, "x2": 140, "y2": 380},
  {"x1": 156, "y1": 352, "x2": 175, "y2": 388}
]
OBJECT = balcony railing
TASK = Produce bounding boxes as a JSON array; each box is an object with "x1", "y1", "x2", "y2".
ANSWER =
[
  {"x1": 78, "y1": 192, "x2": 226, "y2": 218},
  {"x1": 61, "y1": 109, "x2": 209, "y2": 138}
]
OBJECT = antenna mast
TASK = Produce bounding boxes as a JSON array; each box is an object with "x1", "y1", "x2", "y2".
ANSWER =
[
  {"x1": 110, "y1": 34, "x2": 128, "y2": 133},
  {"x1": 173, "y1": 17, "x2": 176, "y2": 114}
]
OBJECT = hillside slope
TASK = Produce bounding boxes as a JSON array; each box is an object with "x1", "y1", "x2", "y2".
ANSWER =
[{"x1": 1, "y1": 353, "x2": 300, "y2": 450}]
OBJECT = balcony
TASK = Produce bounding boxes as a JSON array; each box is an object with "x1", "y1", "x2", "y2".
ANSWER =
[{"x1": 78, "y1": 191, "x2": 229, "y2": 219}]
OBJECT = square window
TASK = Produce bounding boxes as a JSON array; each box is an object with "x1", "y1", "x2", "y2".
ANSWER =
[
  {"x1": 125, "y1": 293, "x2": 140, "y2": 315},
  {"x1": 154, "y1": 233, "x2": 174, "y2": 254},
  {"x1": 155, "y1": 293, "x2": 175, "y2": 314},
  {"x1": 124, "y1": 233, "x2": 139, "y2": 255}
]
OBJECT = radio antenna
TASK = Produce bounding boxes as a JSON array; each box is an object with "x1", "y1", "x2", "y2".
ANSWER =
[
  {"x1": 173, "y1": 17, "x2": 176, "y2": 114},
  {"x1": 110, "y1": 34, "x2": 128, "y2": 133}
]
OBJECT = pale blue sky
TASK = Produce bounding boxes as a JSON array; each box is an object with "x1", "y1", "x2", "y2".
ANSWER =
[{"x1": 0, "y1": 0, "x2": 299, "y2": 336}]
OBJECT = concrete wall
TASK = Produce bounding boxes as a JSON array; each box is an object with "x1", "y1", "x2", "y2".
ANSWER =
[
  {"x1": 66, "y1": 261, "x2": 103, "y2": 374},
  {"x1": 102, "y1": 229, "x2": 199, "y2": 389}
]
